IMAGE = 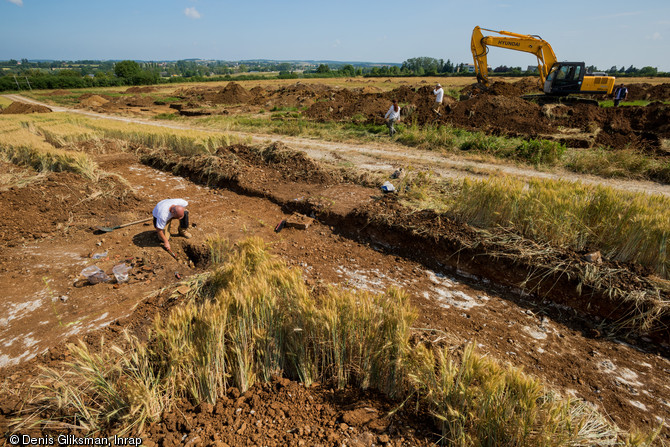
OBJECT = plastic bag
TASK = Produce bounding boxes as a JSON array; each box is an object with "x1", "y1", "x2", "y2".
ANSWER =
[
  {"x1": 381, "y1": 181, "x2": 396, "y2": 193},
  {"x1": 91, "y1": 251, "x2": 108, "y2": 259},
  {"x1": 80, "y1": 265, "x2": 111, "y2": 284},
  {"x1": 112, "y1": 263, "x2": 131, "y2": 283}
]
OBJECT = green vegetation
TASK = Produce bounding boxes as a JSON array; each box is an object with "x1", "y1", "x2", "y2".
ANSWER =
[{"x1": 20, "y1": 238, "x2": 645, "y2": 445}]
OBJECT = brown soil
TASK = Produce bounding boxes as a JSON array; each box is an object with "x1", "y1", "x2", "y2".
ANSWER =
[
  {"x1": 125, "y1": 86, "x2": 158, "y2": 93},
  {"x1": 0, "y1": 140, "x2": 669, "y2": 444},
  {"x1": 211, "y1": 81, "x2": 253, "y2": 104},
  {"x1": 145, "y1": 379, "x2": 434, "y2": 447},
  {"x1": 79, "y1": 94, "x2": 110, "y2": 108},
  {"x1": 0, "y1": 101, "x2": 52, "y2": 114},
  {"x1": 46, "y1": 89, "x2": 72, "y2": 96}
]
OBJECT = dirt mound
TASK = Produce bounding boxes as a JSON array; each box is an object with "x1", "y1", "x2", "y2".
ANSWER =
[
  {"x1": 450, "y1": 94, "x2": 551, "y2": 134},
  {"x1": 460, "y1": 81, "x2": 525, "y2": 98},
  {"x1": 648, "y1": 83, "x2": 670, "y2": 100},
  {"x1": 79, "y1": 95, "x2": 110, "y2": 108},
  {"x1": 487, "y1": 81, "x2": 525, "y2": 97},
  {"x1": 125, "y1": 86, "x2": 157, "y2": 93},
  {"x1": 625, "y1": 83, "x2": 651, "y2": 101},
  {"x1": 47, "y1": 89, "x2": 72, "y2": 96},
  {"x1": 1, "y1": 101, "x2": 52, "y2": 114},
  {"x1": 212, "y1": 82, "x2": 253, "y2": 104},
  {"x1": 383, "y1": 85, "x2": 421, "y2": 103},
  {"x1": 355, "y1": 86, "x2": 383, "y2": 94},
  {"x1": 514, "y1": 77, "x2": 542, "y2": 94}
]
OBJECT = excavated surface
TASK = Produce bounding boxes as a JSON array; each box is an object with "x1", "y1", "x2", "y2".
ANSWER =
[{"x1": 0, "y1": 141, "x2": 668, "y2": 444}]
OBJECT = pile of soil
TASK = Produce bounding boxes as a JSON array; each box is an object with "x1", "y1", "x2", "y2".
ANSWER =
[
  {"x1": 212, "y1": 82, "x2": 253, "y2": 104},
  {"x1": 142, "y1": 142, "x2": 336, "y2": 192},
  {"x1": 514, "y1": 77, "x2": 543, "y2": 94},
  {"x1": 79, "y1": 95, "x2": 109, "y2": 108},
  {"x1": 624, "y1": 83, "x2": 670, "y2": 101},
  {"x1": 450, "y1": 94, "x2": 552, "y2": 134},
  {"x1": 125, "y1": 86, "x2": 158, "y2": 93},
  {"x1": 0, "y1": 101, "x2": 52, "y2": 114},
  {"x1": 47, "y1": 89, "x2": 72, "y2": 96}
]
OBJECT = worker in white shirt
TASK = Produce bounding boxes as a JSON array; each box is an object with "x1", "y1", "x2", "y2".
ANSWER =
[
  {"x1": 433, "y1": 83, "x2": 444, "y2": 115},
  {"x1": 152, "y1": 198, "x2": 192, "y2": 252},
  {"x1": 384, "y1": 99, "x2": 401, "y2": 137}
]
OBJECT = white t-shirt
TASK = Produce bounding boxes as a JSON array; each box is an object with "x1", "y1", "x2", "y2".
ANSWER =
[
  {"x1": 433, "y1": 87, "x2": 444, "y2": 103},
  {"x1": 385, "y1": 104, "x2": 401, "y2": 120},
  {"x1": 152, "y1": 199, "x2": 188, "y2": 229}
]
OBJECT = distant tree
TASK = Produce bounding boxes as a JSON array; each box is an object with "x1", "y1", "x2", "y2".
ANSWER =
[
  {"x1": 114, "y1": 60, "x2": 141, "y2": 79},
  {"x1": 639, "y1": 66, "x2": 658, "y2": 76},
  {"x1": 277, "y1": 62, "x2": 292, "y2": 72},
  {"x1": 401, "y1": 57, "x2": 440, "y2": 75},
  {"x1": 316, "y1": 64, "x2": 331, "y2": 73},
  {"x1": 57, "y1": 69, "x2": 81, "y2": 77},
  {"x1": 339, "y1": 64, "x2": 355, "y2": 76},
  {"x1": 625, "y1": 65, "x2": 637, "y2": 74}
]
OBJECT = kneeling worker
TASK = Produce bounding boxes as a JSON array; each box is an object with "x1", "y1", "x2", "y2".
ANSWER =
[{"x1": 152, "y1": 198, "x2": 192, "y2": 252}]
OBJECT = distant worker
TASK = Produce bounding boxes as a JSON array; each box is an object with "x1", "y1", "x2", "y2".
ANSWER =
[
  {"x1": 613, "y1": 84, "x2": 628, "y2": 107},
  {"x1": 384, "y1": 99, "x2": 401, "y2": 137},
  {"x1": 152, "y1": 198, "x2": 192, "y2": 252},
  {"x1": 433, "y1": 83, "x2": 444, "y2": 115}
]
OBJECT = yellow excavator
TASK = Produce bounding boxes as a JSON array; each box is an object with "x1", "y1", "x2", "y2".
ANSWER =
[{"x1": 471, "y1": 26, "x2": 615, "y2": 103}]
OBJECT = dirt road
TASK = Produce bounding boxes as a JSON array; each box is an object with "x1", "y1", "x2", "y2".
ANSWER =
[{"x1": 4, "y1": 94, "x2": 670, "y2": 197}]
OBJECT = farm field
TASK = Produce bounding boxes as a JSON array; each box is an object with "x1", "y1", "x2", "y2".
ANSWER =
[{"x1": 0, "y1": 77, "x2": 669, "y2": 446}]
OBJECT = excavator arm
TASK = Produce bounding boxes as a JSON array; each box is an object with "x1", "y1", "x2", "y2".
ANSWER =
[
  {"x1": 471, "y1": 26, "x2": 615, "y2": 97},
  {"x1": 471, "y1": 26, "x2": 558, "y2": 86}
]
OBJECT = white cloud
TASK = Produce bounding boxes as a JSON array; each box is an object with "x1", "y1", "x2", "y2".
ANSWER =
[
  {"x1": 332, "y1": 39, "x2": 341, "y2": 48},
  {"x1": 648, "y1": 32, "x2": 662, "y2": 40},
  {"x1": 184, "y1": 7, "x2": 201, "y2": 19},
  {"x1": 7, "y1": 0, "x2": 23, "y2": 6}
]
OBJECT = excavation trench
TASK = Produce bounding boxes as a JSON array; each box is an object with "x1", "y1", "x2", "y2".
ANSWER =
[
  {"x1": 1, "y1": 143, "x2": 669, "y2": 438},
  {"x1": 140, "y1": 145, "x2": 670, "y2": 343}
]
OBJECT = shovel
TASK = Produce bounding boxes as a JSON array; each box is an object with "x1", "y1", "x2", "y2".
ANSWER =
[{"x1": 96, "y1": 217, "x2": 152, "y2": 233}]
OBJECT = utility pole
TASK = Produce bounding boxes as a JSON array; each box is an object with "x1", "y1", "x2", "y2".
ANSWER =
[
  {"x1": 24, "y1": 77, "x2": 32, "y2": 91},
  {"x1": 13, "y1": 75, "x2": 20, "y2": 90}
]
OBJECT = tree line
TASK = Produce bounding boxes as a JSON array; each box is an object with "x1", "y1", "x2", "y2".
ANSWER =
[{"x1": 0, "y1": 57, "x2": 666, "y2": 92}]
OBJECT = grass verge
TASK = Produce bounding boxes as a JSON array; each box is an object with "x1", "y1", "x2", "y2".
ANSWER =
[
  {"x1": 18, "y1": 237, "x2": 650, "y2": 445},
  {"x1": 398, "y1": 172, "x2": 670, "y2": 280}
]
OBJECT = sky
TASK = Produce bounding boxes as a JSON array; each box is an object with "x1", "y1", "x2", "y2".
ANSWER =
[{"x1": 1, "y1": 0, "x2": 669, "y2": 71}]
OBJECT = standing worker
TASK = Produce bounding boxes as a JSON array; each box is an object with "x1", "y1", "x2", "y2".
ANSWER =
[
  {"x1": 152, "y1": 198, "x2": 192, "y2": 252},
  {"x1": 384, "y1": 99, "x2": 401, "y2": 137},
  {"x1": 613, "y1": 84, "x2": 628, "y2": 107},
  {"x1": 433, "y1": 83, "x2": 444, "y2": 115}
]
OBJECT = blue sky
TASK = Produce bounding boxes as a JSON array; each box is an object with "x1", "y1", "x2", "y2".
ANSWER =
[{"x1": 1, "y1": 0, "x2": 669, "y2": 71}]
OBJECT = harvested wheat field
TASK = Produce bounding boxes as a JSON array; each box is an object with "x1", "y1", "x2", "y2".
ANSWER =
[{"x1": 1, "y1": 78, "x2": 669, "y2": 446}]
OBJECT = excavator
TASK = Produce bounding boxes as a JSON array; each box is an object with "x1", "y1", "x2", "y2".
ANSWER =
[{"x1": 470, "y1": 26, "x2": 615, "y2": 103}]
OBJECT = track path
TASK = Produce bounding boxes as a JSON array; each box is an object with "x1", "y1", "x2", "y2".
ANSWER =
[{"x1": 4, "y1": 93, "x2": 670, "y2": 197}]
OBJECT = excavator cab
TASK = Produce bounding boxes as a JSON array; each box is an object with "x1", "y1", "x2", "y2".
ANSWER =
[{"x1": 544, "y1": 62, "x2": 585, "y2": 96}]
